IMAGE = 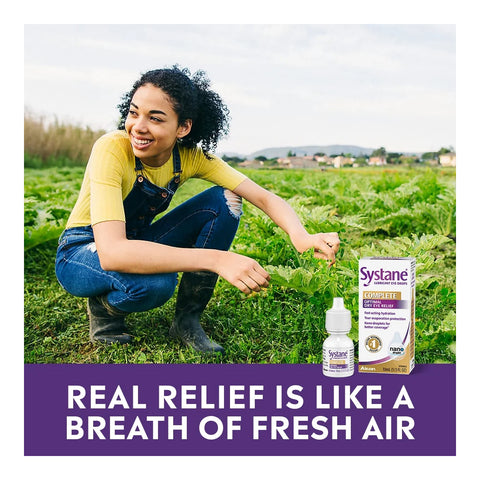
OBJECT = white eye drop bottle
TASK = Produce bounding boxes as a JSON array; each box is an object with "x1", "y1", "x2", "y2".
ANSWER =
[{"x1": 323, "y1": 297, "x2": 354, "y2": 377}]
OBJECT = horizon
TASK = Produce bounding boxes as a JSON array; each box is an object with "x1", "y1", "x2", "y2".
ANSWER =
[
  {"x1": 24, "y1": 109, "x2": 453, "y2": 159},
  {"x1": 219, "y1": 143, "x2": 451, "y2": 158}
]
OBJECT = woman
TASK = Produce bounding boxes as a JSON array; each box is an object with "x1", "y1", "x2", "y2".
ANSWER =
[{"x1": 55, "y1": 65, "x2": 340, "y2": 354}]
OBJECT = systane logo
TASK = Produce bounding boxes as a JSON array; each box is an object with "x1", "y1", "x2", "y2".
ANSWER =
[{"x1": 360, "y1": 266, "x2": 408, "y2": 286}]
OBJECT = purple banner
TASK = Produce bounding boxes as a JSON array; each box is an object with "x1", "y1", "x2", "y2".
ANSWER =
[{"x1": 24, "y1": 364, "x2": 455, "y2": 456}]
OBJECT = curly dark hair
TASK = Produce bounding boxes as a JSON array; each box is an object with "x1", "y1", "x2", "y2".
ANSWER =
[{"x1": 117, "y1": 65, "x2": 230, "y2": 156}]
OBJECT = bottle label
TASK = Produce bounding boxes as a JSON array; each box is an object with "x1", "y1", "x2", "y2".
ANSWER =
[{"x1": 323, "y1": 347, "x2": 354, "y2": 376}]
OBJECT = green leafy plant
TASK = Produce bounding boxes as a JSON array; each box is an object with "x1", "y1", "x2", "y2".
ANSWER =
[{"x1": 24, "y1": 166, "x2": 456, "y2": 364}]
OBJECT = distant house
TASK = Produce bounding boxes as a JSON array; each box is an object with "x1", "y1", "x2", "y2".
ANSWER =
[
  {"x1": 315, "y1": 155, "x2": 332, "y2": 165},
  {"x1": 276, "y1": 157, "x2": 291, "y2": 167},
  {"x1": 333, "y1": 156, "x2": 355, "y2": 168},
  {"x1": 238, "y1": 159, "x2": 264, "y2": 169},
  {"x1": 368, "y1": 156, "x2": 387, "y2": 166},
  {"x1": 439, "y1": 152, "x2": 456, "y2": 167},
  {"x1": 276, "y1": 156, "x2": 319, "y2": 169}
]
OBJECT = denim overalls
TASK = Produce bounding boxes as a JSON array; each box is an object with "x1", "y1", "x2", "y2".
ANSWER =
[
  {"x1": 124, "y1": 144, "x2": 182, "y2": 239},
  {"x1": 55, "y1": 145, "x2": 241, "y2": 313}
]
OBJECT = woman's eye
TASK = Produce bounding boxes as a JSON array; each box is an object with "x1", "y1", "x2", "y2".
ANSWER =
[
  {"x1": 128, "y1": 110, "x2": 137, "y2": 117},
  {"x1": 151, "y1": 116, "x2": 163, "y2": 123}
]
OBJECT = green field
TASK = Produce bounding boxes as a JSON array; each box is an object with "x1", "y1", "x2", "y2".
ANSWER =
[{"x1": 24, "y1": 166, "x2": 456, "y2": 364}]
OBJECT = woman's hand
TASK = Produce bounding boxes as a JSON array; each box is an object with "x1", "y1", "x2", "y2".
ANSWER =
[
  {"x1": 291, "y1": 232, "x2": 340, "y2": 266},
  {"x1": 214, "y1": 251, "x2": 270, "y2": 294}
]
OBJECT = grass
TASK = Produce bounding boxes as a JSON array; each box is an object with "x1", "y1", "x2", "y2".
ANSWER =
[{"x1": 24, "y1": 166, "x2": 456, "y2": 365}]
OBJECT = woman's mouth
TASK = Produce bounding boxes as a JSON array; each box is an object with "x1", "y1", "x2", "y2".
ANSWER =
[{"x1": 131, "y1": 135, "x2": 153, "y2": 149}]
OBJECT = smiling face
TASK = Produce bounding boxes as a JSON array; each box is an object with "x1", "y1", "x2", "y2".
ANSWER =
[{"x1": 124, "y1": 83, "x2": 192, "y2": 167}]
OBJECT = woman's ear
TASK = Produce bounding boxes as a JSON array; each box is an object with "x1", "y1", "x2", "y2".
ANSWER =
[{"x1": 177, "y1": 119, "x2": 192, "y2": 139}]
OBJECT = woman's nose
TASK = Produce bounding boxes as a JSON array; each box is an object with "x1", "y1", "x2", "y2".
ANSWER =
[{"x1": 133, "y1": 116, "x2": 148, "y2": 133}]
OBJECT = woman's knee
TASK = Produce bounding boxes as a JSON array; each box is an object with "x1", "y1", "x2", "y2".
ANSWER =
[
  {"x1": 207, "y1": 186, "x2": 243, "y2": 219},
  {"x1": 223, "y1": 189, "x2": 243, "y2": 219}
]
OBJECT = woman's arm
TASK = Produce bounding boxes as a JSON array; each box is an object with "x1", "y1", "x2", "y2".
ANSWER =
[
  {"x1": 233, "y1": 178, "x2": 340, "y2": 264},
  {"x1": 92, "y1": 220, "x2": 269, "y2": 293}
]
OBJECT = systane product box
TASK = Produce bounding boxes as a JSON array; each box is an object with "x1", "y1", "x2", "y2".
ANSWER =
[{"x1": 358, "y1": 257, "x2": 415, "y2": 374}]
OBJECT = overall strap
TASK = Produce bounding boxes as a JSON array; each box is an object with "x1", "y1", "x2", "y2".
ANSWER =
[
  {"x1": 134, "y1": 145, "x2": 181, "y2": 177},
  {"x1": 134, "y1": 157, "x2": 144, "y2": 173},
  {"x1": 171, "y1": 143, "x2": 182, "y2": 186},
  {"x1": 172, "y1": 143, "x2": 182, "y2": 177}
]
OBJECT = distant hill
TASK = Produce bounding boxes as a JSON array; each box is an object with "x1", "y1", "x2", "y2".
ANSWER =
[
  {"x1": 250, "y1": 145, "x2": 376, "y2": 160},
  {"x1": 220, "y1": 145, "x2": 376, "y2": 160}
]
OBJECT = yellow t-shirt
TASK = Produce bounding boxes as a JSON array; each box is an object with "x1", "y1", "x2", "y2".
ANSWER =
[{"x1": 66, "y1": 130, "x2": 247, "y2": 228}]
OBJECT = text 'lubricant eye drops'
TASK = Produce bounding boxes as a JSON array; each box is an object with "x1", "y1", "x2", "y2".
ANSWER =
[
  {"x1": 322, "y1": 298, "x2": 354, "y2": 377},
  {"x1": 358, "y1": 257, "x2": 416, "y2": 375}
]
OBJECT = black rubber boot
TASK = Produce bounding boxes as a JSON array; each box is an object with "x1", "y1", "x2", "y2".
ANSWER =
[
  {"x1": 170, "y1": 272, "x2": 225, "y2": 354},
  {"x1": 87, "y1": 295, "x2": 133, "y2": 345}
]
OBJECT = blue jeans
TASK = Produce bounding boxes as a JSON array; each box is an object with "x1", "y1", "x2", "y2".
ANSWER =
[{"x1": 55, "y1": 186, "x2": 242, "y2": 313}]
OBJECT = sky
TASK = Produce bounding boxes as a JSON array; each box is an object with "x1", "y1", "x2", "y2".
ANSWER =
[{"x1": 24, "y1": 24, "x2": 455, "y2": 156}]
